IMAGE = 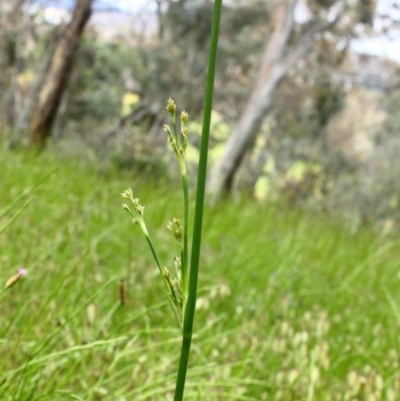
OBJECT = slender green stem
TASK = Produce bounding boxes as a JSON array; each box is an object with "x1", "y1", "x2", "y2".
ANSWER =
[
  {"x1": 144, "y1": 231, "x2": 182, "y2": 326},
  {"x1": 172, "y1": 117, "x2": 179, "y2": 144},
  {"x1": 143, "y1": 229, "x2": 163, "y2": 274},
  {"x1": 181, "y1": 167, "x2": 189, "y2": 297},
  {"x1": 173, "y1": 0, "x2": 222, "y2": 399}
]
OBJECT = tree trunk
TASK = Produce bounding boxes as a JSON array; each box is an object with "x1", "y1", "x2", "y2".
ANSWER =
[
  {"x1": 53, "y1": 88, "x2": 70, "y2": 141},
  {"x1": 207, "y1": 0, "x2": 339, "y2": 201},
  {"x1": 29, "y1": 0, "x2": 93, "y2": 148},
  {"x1": 9, "y1": 26, "x2": 61, "y2": 148}
]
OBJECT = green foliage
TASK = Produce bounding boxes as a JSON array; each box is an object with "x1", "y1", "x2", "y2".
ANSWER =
[
  {"x1": 67, "y1": 36, "x2": 132, "y2": 123},
  {"x1": 124, "y1": 0, "x2": 269, "y2": 122},
  {"x1": 273, "y1": 75, "x2": 344, "y2": 144},
  {"x1": 1, "y1": 148, "x2": 400, "y2": 400}
]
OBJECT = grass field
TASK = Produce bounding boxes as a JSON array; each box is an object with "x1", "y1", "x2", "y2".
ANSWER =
[{"x1": 1, "y1": 148, "x2": 400, "y2": 401}]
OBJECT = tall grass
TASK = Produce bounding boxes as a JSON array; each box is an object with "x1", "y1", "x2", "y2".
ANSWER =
[{"x1": 1, "y1": 148, "x2": 400, "y2": 400}]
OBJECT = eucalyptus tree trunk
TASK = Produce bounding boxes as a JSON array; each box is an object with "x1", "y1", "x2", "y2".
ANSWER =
[
  {"x1": 207, "y1": 0, "x2": 339, "y2": 201},
  {"x1": 9, "y1": 26, "x2": 61, "y2": 148},
  {"x1": 29, "y1": 0, "x2": 93, "y2": 148}
]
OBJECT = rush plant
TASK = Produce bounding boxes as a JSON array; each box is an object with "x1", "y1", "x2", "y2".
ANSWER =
[{"x1": 120, "y1": 1, "x2": 222, "y2": 399}]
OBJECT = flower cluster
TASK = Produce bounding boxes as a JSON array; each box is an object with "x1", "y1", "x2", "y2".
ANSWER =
[{"x1": 120, "y1": 99, "x2": 190, "y2": 328}]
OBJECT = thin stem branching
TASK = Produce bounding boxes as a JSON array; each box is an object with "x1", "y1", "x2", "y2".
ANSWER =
[{"x1": 120, "y1": 0, "x2": 222, "y2": 398}]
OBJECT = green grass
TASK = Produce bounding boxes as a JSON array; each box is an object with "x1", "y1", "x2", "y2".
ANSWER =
[{"x1": 1, "y1": 148, "x2": 400, "y2": 400}]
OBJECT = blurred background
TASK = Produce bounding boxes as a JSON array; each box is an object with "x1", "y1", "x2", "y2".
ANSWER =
[{"x1": 1, "y1": 0, "x2": 400, "y2": 229}]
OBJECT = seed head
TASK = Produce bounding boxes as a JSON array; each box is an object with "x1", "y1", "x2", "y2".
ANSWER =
[
  {"x1": 180, "y1": 111, "x2": 189, "y2": 124},
  {"x1": 121, "y1": 188, "x2": 133, "y2": 199},
  {"x1": 166, "y1": 98, "x2": 176, "y2": 115},
  {"x1": 121, "y1": 203, "x2": 131, "y2": 213}
]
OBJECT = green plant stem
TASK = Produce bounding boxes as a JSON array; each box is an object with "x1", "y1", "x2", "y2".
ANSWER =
[
  {"x1": 172, "y1": 114, "x2": 178, "y2": 144},
  {"x1": 143, "y1": 230, "x2": 163, "y2": 275},
  {"x1": 181, "y1": 166, "x2": 189, "y2": 298},
  {"x1": 144, "y1": 232, "x2": 181, "y2": 325},
  {"x1": 173, "y1": 0, "x2": 222, "y2": 400}
]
